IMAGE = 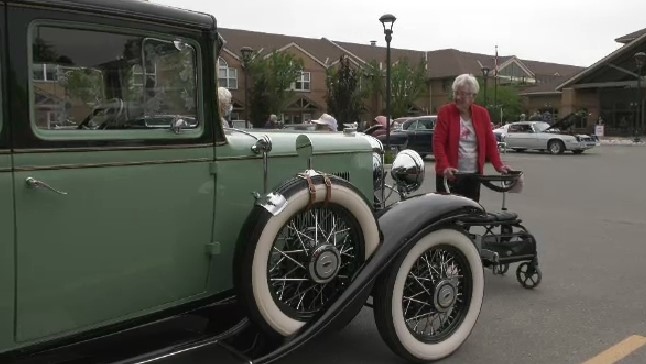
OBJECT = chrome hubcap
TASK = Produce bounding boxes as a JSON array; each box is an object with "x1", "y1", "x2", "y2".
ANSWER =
[
  {"x1": 434, "y1": 280, "x2": 458, "y2": 312},
  {"x1": 308, "y1": 245, "x2": 342, "y2": 283}
]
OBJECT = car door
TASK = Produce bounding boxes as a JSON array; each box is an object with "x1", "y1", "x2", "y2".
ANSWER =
[
  {"x1": 8, "y1": 6, "x2": 215, "y2": 342},
  {"x1": 0, "y1": 3, "x2": 16, "y2": 351},
  {"x1": 505, "y1": 124, "x2": 534, "y2": 149},
  {"x1": 412, "y1": 117, "x2": 435, "y2": 155}
]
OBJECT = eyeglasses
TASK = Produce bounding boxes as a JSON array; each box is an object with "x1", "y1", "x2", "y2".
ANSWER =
[{"x1": 457, "y1": 91, "x2": 477, "y2": 98}]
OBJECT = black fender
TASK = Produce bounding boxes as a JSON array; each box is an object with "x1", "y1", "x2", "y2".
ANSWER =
[{"x1": 250, "y1": 192, "x2": 484, "y2": 364}]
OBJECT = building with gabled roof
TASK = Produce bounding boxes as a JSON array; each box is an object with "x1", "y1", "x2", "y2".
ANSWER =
[
  {"x1": 555, "y1": 29, "x2": 646, "y2": 136},
  {"x1": 216, "y1": 27, "x2": 586, "y2": 126}
]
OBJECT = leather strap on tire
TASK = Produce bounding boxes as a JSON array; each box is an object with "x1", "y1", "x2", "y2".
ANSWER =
[
  {"x1": 304, "y1": 174, "x2": 316, "y2": 209},
  {"x1": 323, "y1": 174, "x2": 332, "y2": 206}
]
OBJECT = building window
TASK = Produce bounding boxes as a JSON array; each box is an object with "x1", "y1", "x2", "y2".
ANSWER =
[
  {"x1": 291, "y1": 71, "x2": 310, "y2": 91},
  {"x1": 218, "y1": 58, "x2": 238, "y2": 89},
  {"x1": 33, "y1": 63, "x2": 59, "y2": 82},
  {"x1": 131, "y1": 63, "x2": 156, "y2": 87}
]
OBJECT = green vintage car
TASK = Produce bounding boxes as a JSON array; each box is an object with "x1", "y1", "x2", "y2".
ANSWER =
[{"x1": 0, "y1": 1, "x2": 488, "y2": 363}]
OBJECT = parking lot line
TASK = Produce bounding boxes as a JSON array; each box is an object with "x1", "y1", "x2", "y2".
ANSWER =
[{"x1": 582, "y1": 335, "x2": 646, "y2": 364}]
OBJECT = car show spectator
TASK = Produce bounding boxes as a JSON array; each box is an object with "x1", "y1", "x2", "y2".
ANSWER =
[
  {"x1": 310, "y1": 113, "x2": 338, "y2": 131},
  {"x1": 217, "y1": 86, "x2": 233, "y2": 128},
  {"x1": 433, "y1": 73, "x2": 511, "y2": 202}
]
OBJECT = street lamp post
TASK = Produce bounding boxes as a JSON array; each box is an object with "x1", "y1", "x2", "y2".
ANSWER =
[
  {"x1": 240, "y1": 46, "x2": 254, "y2": 129},
  {"x1": 380, "y1": 14, "x2": 396, "y2": 152},
  {"x1": 635, "y1": 51, "x2": 646, "y2": 142},
  {"x1": 481, "y1": 66, "x2": 490, "y2": 109}
]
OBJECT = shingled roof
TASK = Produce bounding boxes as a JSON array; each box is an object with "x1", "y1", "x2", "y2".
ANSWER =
[
  {"x1": 217, "y1": 27, "x2": 583, "y2": 83},
  {"x1": 615, "y1": 28, "x2": 646, "y2": 44}
]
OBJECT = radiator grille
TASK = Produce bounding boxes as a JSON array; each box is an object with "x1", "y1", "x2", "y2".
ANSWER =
[{"x1": 331, "y1": 171, "x2": 350, "y2": 181}]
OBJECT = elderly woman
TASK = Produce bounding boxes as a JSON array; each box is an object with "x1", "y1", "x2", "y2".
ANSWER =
[
  {"x1": 218, "y1": 86, "x2": 233, "y2": 128},
  {"x1": 433, "y1": 73, "x2": 511, "y2": 202}
]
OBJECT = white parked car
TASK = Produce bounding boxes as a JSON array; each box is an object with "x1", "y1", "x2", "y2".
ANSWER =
[{"x1": 504, "y1": 120, "x2": 597, "y2": 154}]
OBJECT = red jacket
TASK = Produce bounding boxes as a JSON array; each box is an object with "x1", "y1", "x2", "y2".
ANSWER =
[{"x1": 433, "y1": 103, "x2": 504, "y2": 175}]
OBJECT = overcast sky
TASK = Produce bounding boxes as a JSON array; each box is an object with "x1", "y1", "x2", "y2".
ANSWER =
[{"x1": 152, "y1": 0, "x2": 645, "y2": 67}]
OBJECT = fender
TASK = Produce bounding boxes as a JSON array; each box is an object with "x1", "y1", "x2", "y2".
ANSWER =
[{"x1": 250, "y1": 192, "x2": 484, "y2": 364}]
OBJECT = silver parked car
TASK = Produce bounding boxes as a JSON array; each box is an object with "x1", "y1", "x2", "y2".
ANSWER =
[{"x1": 504, "y1": 119, "x2": 597, "y2": 154}]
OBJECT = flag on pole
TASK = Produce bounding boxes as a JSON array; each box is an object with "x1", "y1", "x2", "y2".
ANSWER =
[{"x1": 494, "y1": 44, "x2": 499, "y2": 76}]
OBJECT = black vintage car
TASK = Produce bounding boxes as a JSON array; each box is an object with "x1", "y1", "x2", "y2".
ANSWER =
[{"x1": 366, "y1": 116, "x2": 436, "y2": 158}]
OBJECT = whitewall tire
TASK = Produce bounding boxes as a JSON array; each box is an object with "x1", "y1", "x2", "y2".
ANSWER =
[
  {"x1": 237, "y1": 174, "x2": 380, "y2": 337},
  {"x1": 373, "y1": 228, "x2": 484, "y2": 362}
]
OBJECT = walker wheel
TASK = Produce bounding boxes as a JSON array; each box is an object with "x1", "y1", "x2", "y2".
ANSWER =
[
  {"x1": 492, "y1": 263, "x2": 509, "y2": 275},
  {"x1": 516, "y1": 262, "x2": 542, "y2": 289}
]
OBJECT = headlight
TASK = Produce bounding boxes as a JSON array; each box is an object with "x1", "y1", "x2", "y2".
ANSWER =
[{"x1": 362, "y1": 135, "x2": 385, "y2": 191}]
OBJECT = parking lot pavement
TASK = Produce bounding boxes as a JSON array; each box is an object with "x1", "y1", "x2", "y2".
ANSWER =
[
  {"x1": 581, "y1": 335, "x2": 646, "y2": 364},
  {"x1": 177, "y1": 146, "x2": 646, "y2": 364}
]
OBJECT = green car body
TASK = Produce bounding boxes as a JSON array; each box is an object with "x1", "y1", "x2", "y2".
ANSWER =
[{"x1": 0, "y1": 0, "x2": 376, "y2": 354}]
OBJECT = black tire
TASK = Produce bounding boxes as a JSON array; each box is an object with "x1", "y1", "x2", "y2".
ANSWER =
[
  {"x1": 547, "y1": 140, "x2": 565, "y2": 154},
  {"x1": 373, "y1": 228, "x2": 484, "y2": 363},
  {"x1": 235, "y1": 174, "x2": 380, "y2": 337}
]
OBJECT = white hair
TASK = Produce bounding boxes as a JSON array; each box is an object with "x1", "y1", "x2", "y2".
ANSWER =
[
  {"x1": 218, "y1": 87, "x2": 233, "y2": 118},
  {"x1": 451, "y1": 73, "x2": 480, "y2": 97},
  {"x1": 218, "y1": 86, "x2": 232, "y2": 103}
]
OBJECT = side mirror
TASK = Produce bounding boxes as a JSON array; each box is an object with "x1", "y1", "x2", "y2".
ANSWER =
[{"x1": 390, "y1": 149, "x2": 425, "y2": 195}]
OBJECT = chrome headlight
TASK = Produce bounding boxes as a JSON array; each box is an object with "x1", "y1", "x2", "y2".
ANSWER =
[{"x1": 391, "y1": 149, "x2": 425, "y2": 194}]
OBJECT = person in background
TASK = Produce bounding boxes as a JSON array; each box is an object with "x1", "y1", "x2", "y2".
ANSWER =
[
  {"x1": 310, "y1": 113, "x2": 338, "y2": 131},
  {"x1": 264, "y1": 114, "x2": 278, "y2": 128},
  {"x1": 433, "y1": 73, "x2": 511, "y2": 202},
  {"x1": 217, "y1": 86, "x2": 233, "y2": 128}
]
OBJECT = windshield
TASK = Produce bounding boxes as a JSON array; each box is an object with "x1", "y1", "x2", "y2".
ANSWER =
[{"x1": 534, "y1": 123, "x2": 553, "y2": 132}]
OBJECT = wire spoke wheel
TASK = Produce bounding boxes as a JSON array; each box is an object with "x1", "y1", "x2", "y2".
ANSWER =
[
  {"x1": 268, "y1": 204, "x2": 364, "y2": 320},
  {"x1": 402, "y1": 246, "x2": 472, "y2": 343}
]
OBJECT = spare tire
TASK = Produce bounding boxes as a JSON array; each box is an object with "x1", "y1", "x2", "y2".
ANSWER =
[{"x1": 235, "y1": 172, "x2": 381, "y2": 337}]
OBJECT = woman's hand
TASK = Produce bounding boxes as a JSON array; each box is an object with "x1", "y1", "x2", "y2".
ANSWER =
[
  {"x1": 444, "y1": 167, "x2": 459, "y2": 181},
  {"x1": 497, "y1": 164, "x2": 513, "y2": 174}
]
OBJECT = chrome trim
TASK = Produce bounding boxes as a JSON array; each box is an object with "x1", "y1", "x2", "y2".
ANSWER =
[
  {"x1": 13, "y1": 158, "x2": 212, "y2": 171},
  {"x1": 253, "y1": 192, "x2": 288, "y2": 216},
  {"x1": 251, "y1": 135, "x2": 273, "y2": 194},
  {"x1": 13, "y1": 144, "x2": 213, "y2": 153},
  {"x1": 215, "y1": 154, "x2": 295, "y2": 161},
  {"x1": 0, "y1": 150, "x2": 10, "y2": 154},
  {"x1": 25, "y1": 176, "x2": 68, "y2": 195}
]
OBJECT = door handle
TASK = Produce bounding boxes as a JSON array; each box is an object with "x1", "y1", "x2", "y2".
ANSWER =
[{"x1": 25, "y1": 177, "x2": 68, "y2": 195}]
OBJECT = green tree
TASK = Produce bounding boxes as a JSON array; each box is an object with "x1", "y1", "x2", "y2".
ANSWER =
[
  {"x1": 359, "y1": 60, "x2": 384, "y2": 118},
  {"x1": 475, "y1": 83, "x2": 523, "y2": 123},
  {"x1": 390, "y1": 57, "x2": 428, "y2": 118},
  {"x1": 326, "y1": 56, "x2": 363, "y2": 128},
  {"x1": 247, "y1": 51, "x2": 305, "y2": 127}
]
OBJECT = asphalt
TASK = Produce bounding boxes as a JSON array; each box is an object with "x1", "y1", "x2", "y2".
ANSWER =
[{"x1": 273, "y1": 146, "x2": 646, "y2": 364}]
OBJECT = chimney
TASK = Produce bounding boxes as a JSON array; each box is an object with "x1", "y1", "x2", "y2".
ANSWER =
[{"x1": 370, "y1": 40, "x2": 377, "y2": 47}]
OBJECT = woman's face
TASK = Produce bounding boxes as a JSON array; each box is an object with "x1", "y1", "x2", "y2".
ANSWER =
[{"x1": 455, "y1": 85, "x2": 477, "y2": 110}]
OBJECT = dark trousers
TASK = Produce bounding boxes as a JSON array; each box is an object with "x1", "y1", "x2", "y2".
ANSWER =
[{"x1": 435, "y1": 173, "x2": 481, "y2": 202}]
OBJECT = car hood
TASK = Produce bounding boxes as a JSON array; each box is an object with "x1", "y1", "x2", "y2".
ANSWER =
[{"x1": 218, "y1": 129, "x2": 375, "y2": 159}]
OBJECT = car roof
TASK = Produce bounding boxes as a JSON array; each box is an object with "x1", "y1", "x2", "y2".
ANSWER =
[
  {"x1": 7, "y1": 0, "x2": 215, "y2": 30},
  {"x1": 511, "y1": 120, "x2": 547, "y2": 125}
]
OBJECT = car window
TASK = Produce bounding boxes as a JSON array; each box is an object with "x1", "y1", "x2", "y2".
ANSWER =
[
  {"x1": 508, "y1": 124, "x2": 533, "y2": 133},
  {"x1": 534, "y1": 123, "x2": 551, "y2": 132},
  {"x1": 417, "y1": 118, "x2": 435, "y2": 130},
  {"x1": 30, "y1": 24, "x2": 200, "y2": 134},
  {"x1": 402, "y1": 120, "x2": 417, "y2": 130}
]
